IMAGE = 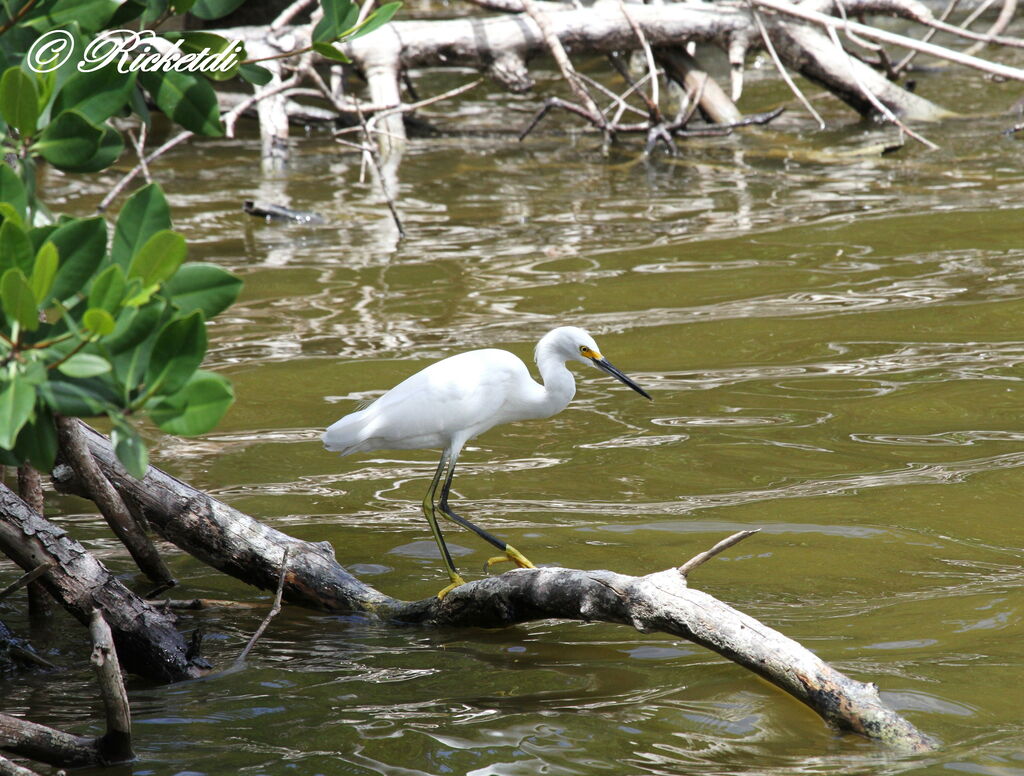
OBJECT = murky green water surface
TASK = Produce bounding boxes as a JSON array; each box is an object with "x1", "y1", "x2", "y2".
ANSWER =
[{"x1": 5, "y1": 48, "x2": 1024, "y2": 776}]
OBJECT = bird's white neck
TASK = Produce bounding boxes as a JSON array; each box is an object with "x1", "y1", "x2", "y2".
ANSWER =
[{"x1": 533, "y1": 339, "x2": 577, "y2": 417}]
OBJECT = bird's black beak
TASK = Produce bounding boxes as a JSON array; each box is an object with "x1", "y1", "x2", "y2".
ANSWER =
[{"x1": 592, "y1": 357, "x2": 652, "y2": 400}]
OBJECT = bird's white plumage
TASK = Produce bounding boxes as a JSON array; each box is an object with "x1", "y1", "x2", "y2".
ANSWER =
[
  {"x1": 323, "y1": 326, "x2": 650, "y2": 591},
  {"x1": 323, "y1": 326, "x2": 602, "y2": 458}
]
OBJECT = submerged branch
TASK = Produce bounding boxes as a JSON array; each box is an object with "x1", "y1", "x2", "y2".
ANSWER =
[{"x1": 400, "y1": 566, "x2": 934, "y2": 752}]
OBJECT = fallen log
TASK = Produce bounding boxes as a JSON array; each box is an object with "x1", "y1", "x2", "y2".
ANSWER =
[
  {"x1": 55, "y1": 416, "x2": 175, "y2": 593},
  {"x1": 409, "y1": 566, "x2": 935, "y2": 751},
  {"x1": 51, "y1": 422, "x2": 934, "y2": 750},
  {"x1": 0, "y1": 753, "x2": 42, "y2": 776}
]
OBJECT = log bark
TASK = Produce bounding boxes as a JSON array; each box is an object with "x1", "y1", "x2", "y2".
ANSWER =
[
  {"x1": 0, "y1": 482, "x2": 204, "y2": 682},
  {"x1": 51, "y1": 422, "x2": 933, "y2": 750},
  {"x1": 0, "y1": 754, "x2": 43, "y2": 776}
]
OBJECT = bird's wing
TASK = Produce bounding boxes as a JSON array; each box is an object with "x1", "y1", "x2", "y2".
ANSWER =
[{"x1": 329, "y1": 349, "x2": 529, "y2": 453}]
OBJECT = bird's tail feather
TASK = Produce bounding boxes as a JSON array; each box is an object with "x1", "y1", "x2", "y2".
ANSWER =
[{"x1": 322, "y1": 410, "x2": 371, "y2": 455}]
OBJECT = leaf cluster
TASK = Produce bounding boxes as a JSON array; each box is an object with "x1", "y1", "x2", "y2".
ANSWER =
[
  {"x1": 0, "y1": 2, "x2": 272, "y2": 172},
  {"x1": 0, "y1": 180, "x2": 241, "y2": 477}
]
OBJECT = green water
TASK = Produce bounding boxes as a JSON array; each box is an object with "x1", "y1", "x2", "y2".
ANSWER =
[{"x1": 4, "y1": 57, "x2": 1024, "y2": 776}]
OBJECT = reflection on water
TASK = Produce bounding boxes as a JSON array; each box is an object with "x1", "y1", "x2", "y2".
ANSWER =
[{"x1": 7, "y1": 55, "x2": 1024, "y2": 776}]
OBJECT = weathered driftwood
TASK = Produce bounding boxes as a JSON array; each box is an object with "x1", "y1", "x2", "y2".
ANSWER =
[
  {"x1": 765, "y1": 17, "x2": 953, "y2": 121},
  {"x1": 224, "y1": 2, "x2": 766, "y2": 150},
  {"x1": 0, "y1": 483, "x2": 204, "y2": 682},
  {"x1": 338, "y1": 0, "x2": 938, "y2": 130},
  {"x1": 89, "y1": 610, "x2": 133, "y2": 763},
  {"x1": 657, "y1": 48, "x2": 743, "y2": 125},
  {"x1": 51, "y1": 422, "x2": 933, "y2": 751},
  {"x1": 50, "y1": 424, "x2": 392, "y2": 614},
  {"x1": 0, "y1": 715, "x2": 98, "y2": 769}
]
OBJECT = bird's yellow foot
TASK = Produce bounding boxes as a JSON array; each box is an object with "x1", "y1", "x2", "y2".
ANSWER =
[
  {"x1": 436, "y1": 573, "x2": 467, "y2": 600},
  {"x1": 485, "y1": 544, "x2": 536, "y2": 571}
]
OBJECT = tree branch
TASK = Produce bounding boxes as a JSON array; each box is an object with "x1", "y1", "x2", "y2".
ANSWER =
[
  {"x1": 678, "y1": 529, "x2": 759, "y2": 576},
  {"x1": 89, "y1": 610, "x2": 133, "y2": 763}
]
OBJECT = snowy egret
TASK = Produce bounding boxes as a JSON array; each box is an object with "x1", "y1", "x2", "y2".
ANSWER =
[{"x1": 323, "y1": 326, "x2": 651, "y2": 597}]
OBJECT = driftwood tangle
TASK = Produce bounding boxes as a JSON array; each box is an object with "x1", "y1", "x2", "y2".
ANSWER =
[
  {"x1": 209, "y1": 0, "x2": 1024, "y2": 166},
  {"x1": 46, "y1": 422, "x2": 934, "y2": 751},
  {"x1": 0, "y1": 612, "x2": 135, "y2": 768}
]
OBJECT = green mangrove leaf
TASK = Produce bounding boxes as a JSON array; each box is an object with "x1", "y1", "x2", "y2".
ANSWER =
[
  {"x1": 163, "y1": 262, "x2": 241, "y2": 318},
  {"x1": 145, "y1": 309, "x2": 206, "y2": 397},
  {"x1": 57, "y1": 353, "x2": 112, "y2": 378},
  {"x1": 149, "y1": 369, "x2": 234, "y2": 435},
  {"x1": 112, "y1": 183, "x2": 170, "y2": 267}
]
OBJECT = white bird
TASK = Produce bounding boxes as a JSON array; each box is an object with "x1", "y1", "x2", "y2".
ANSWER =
[{"x1": 324, "y1": 326, "x2": 651, "y2": 597}]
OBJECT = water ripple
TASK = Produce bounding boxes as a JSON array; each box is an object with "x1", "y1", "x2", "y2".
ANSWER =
[
  {"x1": 852, "y1": 430, "x2": 1024, "y2": 447},
  {"x1": 656, "y1": 341, "x2": 1024, "y2": 393},
  {"x1": 472, "y1": 450, "x2": 1024, "y2": 520}
]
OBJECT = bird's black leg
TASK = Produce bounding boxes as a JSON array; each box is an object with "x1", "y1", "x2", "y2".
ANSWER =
[
  {"x1": 438, "y1": 453, "x2": 536, "y2": 570},
  {"x1": 423, "y1": 452, "x2": 465, "y2": 597}
]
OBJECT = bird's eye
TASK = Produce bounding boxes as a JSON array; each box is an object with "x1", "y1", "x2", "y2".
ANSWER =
[{"x1": 579, "y1": 346, "x2": 589, "y2": 354}]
